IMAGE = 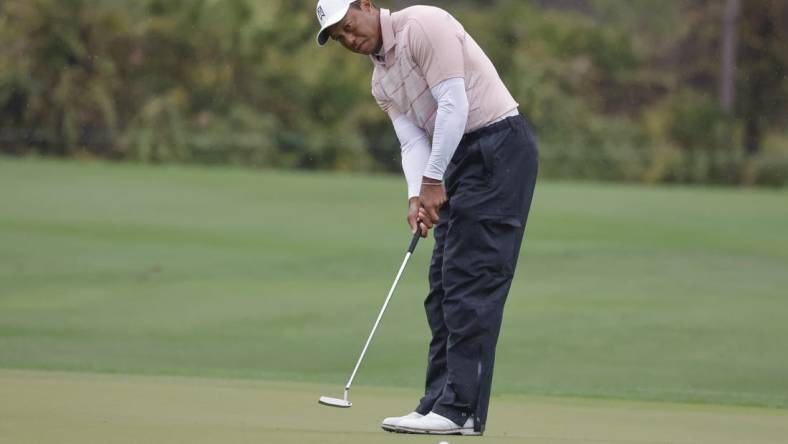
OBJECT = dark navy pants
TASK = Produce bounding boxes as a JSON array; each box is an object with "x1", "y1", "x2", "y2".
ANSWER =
[{"x1": 414, "y1": 115, "x2": 538, "y2": 433}]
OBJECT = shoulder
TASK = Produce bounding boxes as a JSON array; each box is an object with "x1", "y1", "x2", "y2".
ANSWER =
[
  {"x1": 392, "y1": 5, "x2": 462, "y2": 34},
  {"x1": 394, "y1": 5, "x2": 450, "y2": 21}
]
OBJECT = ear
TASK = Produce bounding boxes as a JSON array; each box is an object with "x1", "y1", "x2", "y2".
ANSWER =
[{"x1": 359, "y1": 0, "x2": 373, "y2": 12}]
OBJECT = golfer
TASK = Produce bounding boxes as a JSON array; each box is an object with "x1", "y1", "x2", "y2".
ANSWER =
[{"x1": 315, "y1": 0, "x2": 538, "y2": 435}]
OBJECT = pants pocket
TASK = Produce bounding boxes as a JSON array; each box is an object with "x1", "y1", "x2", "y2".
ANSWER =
[
  {"x1": 478, "y1": 127, "x2": 512, "y2": 182},
  {"x1": 477, "y1": 215, "x2": 523, "y2": 278}
]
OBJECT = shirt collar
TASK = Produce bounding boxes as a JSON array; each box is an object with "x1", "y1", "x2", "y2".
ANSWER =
[{"x1": 371, "y1": 9, "x2": 395, "y2": 65}]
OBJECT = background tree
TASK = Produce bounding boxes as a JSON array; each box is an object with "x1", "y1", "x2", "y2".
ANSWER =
[
  {"x1": 737, "y1": 0, "x2": 788, "y2": 157},
  {"x1": 1, "y1": 0, "x2": 785, "y2": 186},
  {"x1": 720, "y1": 0, "x2": 740, "y2": 114}
]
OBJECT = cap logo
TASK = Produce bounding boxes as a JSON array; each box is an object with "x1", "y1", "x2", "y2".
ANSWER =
[{"x1": 317, "y1": 5, "x2": 326, "y2": 22}]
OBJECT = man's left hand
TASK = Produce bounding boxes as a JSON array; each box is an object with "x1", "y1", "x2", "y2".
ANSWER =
[{"x1": 419, "y1": 176, "x2": 447, "y2": 225}]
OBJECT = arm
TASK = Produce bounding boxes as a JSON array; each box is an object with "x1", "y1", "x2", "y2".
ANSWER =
[
  {"x1": 419, "y1": 78, "x2": 469, "y2": 225},
  {"x1": 393, "y1": 115, "x2": 430, "y2": 199},
  {"x1": 393, "y1": 115, "x2": 431, "y2": 236},
  {"x1": 407, "y1": 18, "x2": 469, "y2": 225},
  {"x1": 424, "y1": 77, "x2": 469, "y2": 180}
]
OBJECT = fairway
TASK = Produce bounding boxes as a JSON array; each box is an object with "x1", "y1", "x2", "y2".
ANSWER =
[
  {"x1": 1, "y1": 158, "x2": 788, "y2": 442},
  {"x1": 3, "y1": 369, "x2": 788, "y2": 444}
]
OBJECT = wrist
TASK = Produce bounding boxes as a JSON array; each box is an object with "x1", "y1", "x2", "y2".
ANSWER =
[{"x1": 421, "y1": 178, "x2": 443, "y2": 187}]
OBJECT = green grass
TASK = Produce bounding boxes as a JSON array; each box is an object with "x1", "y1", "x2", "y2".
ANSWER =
[
  {"x1": 4, "y1": 369, "x2": 788, "y2": 444},
  {"x1": 1, "y1": 157, "x2": 787, "y2": 410}
]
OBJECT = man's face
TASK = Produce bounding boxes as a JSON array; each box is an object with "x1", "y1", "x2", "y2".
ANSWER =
[{"x1": 328, "y1": 5, "x2": 381, "y2": 55}]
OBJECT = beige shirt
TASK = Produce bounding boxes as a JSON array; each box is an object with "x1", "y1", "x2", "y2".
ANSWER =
[{"x1": 371, "y1": 6, "x2": 518, "y2": 137}]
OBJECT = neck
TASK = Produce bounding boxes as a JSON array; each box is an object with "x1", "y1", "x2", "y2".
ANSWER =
[{"x1": 372, "y1": 8, "x2": 383, "y2": 54}]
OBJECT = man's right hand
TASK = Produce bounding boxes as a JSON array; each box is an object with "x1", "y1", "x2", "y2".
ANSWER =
[{"x1": 408, "y1": 197, "x2": 429, "y2": 238}]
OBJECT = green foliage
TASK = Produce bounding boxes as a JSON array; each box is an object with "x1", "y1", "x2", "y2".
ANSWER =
[
  {"x1": 645, "y1": 90, "x2": 738, "y2": 184},
  {"x1": 737, "y1": 0, "x2": 788, "y2": 157},
  {"x1": 0, "y1": 0, "x2": 785, "y2": 186}
]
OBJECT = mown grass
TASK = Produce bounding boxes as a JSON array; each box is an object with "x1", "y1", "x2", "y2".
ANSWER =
[
  {"x1": 1, "y1": 157, "x2": 787, "y2": 408},
  {"x1": 4, "y1": 369, "x2": 788, "y2": 444}
]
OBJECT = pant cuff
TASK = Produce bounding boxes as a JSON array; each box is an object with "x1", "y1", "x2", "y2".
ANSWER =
[
  {"x1": 415, "y1": 404, "x2": 432, "y2": 416},
  {"x1": 430, "y1": 404, "x2": 470, "y2": 427}
]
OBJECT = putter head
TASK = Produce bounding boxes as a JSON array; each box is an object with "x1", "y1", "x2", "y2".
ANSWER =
[{"x1": 318, "y1": 396, "x2": 352, "y2": 408}]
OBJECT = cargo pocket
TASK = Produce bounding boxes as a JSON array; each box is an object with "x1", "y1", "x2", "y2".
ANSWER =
[{"x1": 477, "y1": 215, "x2": 523, "y2": 278}]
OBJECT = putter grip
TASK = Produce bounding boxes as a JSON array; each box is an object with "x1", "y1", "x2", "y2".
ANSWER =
[{"x1": 407, "y1": 224, "x2": 422, "y2": 253}]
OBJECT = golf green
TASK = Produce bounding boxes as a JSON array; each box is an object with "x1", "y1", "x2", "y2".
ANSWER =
[{"x1": 3, "y1": 369, "x2": 787, "y2": 443}]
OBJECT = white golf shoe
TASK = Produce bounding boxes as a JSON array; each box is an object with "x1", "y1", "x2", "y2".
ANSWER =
[
  {"x1": 381, "y1": 411, "x2": 423, "y2": 432},
  {"x1": 395, "y1": 411, "x2": 481, "y2": 435}
]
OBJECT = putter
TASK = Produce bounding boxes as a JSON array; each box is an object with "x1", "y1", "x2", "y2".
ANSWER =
[{"x1": 319, "y1": 225, "x2": 424, "y2": 408}]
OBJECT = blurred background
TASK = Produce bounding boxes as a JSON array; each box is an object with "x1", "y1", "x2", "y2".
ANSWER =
[{"x1": 1, "y1": 0, "x2": 786, "y2": 186}]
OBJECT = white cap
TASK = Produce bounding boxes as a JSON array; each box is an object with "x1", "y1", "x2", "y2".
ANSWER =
[{"x1": 315, "y1": 0, "x2": 354, "y2": 46}]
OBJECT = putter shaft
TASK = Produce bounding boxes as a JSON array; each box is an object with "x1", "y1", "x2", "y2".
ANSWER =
[{"x1": 344, "y1": 230, "x2": 422, "y2": 391}]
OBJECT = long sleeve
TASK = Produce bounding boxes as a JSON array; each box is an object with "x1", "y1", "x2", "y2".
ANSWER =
[
  {"x1": 423, "y1": 77, "x2": 469, "y2": 181},
  {"x1": 393, "y1": 115, "x2": 431, "y2": 198}
]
